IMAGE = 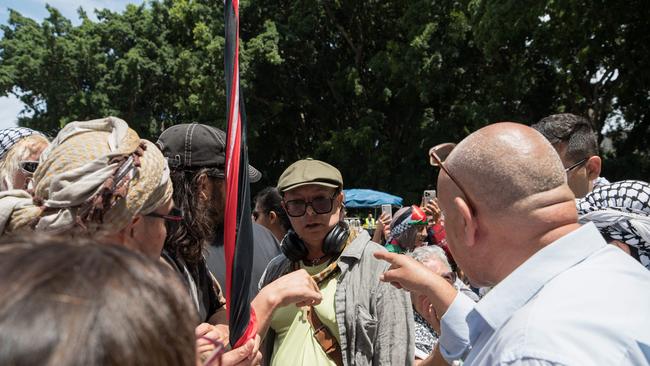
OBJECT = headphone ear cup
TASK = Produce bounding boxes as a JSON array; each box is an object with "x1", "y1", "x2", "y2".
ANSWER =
[
  {"x1": 281, "y1": 230, "x2": 308, "y2": 262},
  {"x1": 322, "y1": 221, "x2": 350, "y2": 256}
]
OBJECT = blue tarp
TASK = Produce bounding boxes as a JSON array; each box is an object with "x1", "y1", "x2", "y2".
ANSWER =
[{"x1": 343, "y1": 189, "x2": 403, "y2": 208}]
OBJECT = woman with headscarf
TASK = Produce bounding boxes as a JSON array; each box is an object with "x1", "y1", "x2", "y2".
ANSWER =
[
  {"x1": 0, "y1": 117, "x2": 173, "y2": 258},
  {"x1": 0, "y1": 127, "x2": 49, "y2": 191},
  {"x1": 385, "y1": 205, "x2": 428, "y2": 254},
  {"x1": 577, "y1": 179, "x2": 650, "y2": 270}
]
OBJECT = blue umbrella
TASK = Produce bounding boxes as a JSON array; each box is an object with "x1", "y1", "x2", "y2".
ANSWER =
[{"x1": 343, "y1": 189, "x2": 403, "y2": 208}]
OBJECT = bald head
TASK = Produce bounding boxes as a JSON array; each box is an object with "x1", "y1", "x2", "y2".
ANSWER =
[{"x1": 446, "y1": 122, "x2": 566, "y2": 213}]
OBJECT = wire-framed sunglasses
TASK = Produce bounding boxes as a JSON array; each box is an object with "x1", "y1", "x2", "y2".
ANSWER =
[
  {"x1": 428, "y1": 142, "x2": 475, "y2": 212},
  {"x1": 564, "y1": 157, "x2": 589, "y2": 173}
]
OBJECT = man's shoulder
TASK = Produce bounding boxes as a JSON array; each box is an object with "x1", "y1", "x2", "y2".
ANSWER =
[
  {"x1": 344, "y1": 233, "x2": 389, "y2": 267},
  {"x1": 487, "y1": 254, "x2": 650, "y2": 365}
]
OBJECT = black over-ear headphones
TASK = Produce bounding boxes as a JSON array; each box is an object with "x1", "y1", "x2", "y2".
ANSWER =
[{"x1": 280, "y1": 221, "x2": 350, "y2": 262}]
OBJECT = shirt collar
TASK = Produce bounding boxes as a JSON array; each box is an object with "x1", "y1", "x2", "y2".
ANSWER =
[
  {"x1": 340, "y1": 230, "x2": 369, "y2": 260},
  {"x1": 470, "y1": 223, "x2": 607, "y2": 333}
]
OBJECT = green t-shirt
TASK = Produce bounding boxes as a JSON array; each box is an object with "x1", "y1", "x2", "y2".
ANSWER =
[{"x1": 269, "y1": 261, "x2": 340, "y2": 366}]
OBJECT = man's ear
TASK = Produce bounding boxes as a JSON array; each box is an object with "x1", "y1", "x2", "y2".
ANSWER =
[
  {"x1": 586, "y1": 155, "x2": 602, "y2": 181},
  {"x1": 196, "y1": 173, "x2": 210, "y2": 201},
  {"x1": 454, "y1": 196, "x2": 478, "y2": 248}
]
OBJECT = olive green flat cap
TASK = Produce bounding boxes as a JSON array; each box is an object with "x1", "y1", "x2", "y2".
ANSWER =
[{"x1": 277, "y1": 158, "x2": 343, "y2": 192}]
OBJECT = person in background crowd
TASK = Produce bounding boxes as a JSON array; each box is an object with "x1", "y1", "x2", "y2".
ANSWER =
[
  {"x1": 531, "y1": 113, "x2": 607, "y2": 198},
  {"x1": 409, "y1": 246, "x2": 478, "y2": 365},
  {"x1": 376, "y1": 122, "x2": 650, "y2": 365},
  {"x1": 0, "y1": 127, "x2": 49, "y2": 191},
  {"x1": 253, "y1": 186, "x2": 291, "y2": 242},
  {"x1": 371, "y1": 211, "x2": 391, "y2": 244},
  {"x1": 257, "y1": 158, "x2": 414, "y2": 366},
  {"x1": 363, "y1": 213, "x2": 376, "y2": 230},
  {"x1": 577, "y1": 179, "x2": 650, "y2": 270},
  {"x1": 422, "y1": 200, "x2": 446, "y2": 247},
  {"x1": 385, "y1": 204, "x2": 428, "y2": 254}
]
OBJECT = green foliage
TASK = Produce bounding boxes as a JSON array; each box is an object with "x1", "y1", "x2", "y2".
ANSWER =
[{"x1": 1, "y1": 0, "x2": 648, "y2": 201}]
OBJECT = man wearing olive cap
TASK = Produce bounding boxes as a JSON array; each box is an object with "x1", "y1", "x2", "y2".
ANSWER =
[{"x1": 256, "y1": 158, "x2": 414, "y2": 366}]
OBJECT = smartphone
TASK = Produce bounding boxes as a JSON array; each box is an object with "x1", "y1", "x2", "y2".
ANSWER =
[
  {"x1": 381, "y1": 204, "x2": 392, "y2": 220},
  {"x1": 422, "y1": 190, "x2": 437, "y2": 206}
]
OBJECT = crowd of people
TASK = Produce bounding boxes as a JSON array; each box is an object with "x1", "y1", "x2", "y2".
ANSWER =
[{"x1": 0, "y1": 112, "x2": 648, "y2": 366}]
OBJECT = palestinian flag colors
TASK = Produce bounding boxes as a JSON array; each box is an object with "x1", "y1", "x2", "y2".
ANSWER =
[{"x1": 223, "y1": 0, "x2": 257, "y2": 349}]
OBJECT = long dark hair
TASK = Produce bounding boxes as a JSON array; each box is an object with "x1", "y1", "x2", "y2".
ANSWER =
[
  {"x1": 0, "y1": 235, "x2": 197, "y2": 366},
  {"x1": 165, "y1": 168, "x2": 222, "y2": 265}
]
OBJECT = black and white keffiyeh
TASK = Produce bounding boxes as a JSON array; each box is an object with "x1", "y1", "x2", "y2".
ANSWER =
[
  {"x1": 0, "y1": 127, "x2": 44, "y2": 159},
  {"x1": 576, "y1": 180, "x2": 650, "y2": 270}
]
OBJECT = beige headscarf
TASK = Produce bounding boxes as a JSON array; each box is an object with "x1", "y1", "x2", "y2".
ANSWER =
[{"x1": 0, "y1": 117, "x2": 172, "y2": 236}]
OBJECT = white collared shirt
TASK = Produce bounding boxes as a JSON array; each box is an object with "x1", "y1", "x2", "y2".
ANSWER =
[{"x1": 439, "y1": 223, "x2": 650, "y2": 365}]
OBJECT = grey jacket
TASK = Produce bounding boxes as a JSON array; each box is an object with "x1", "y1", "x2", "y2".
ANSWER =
[{"x1": 259, "y1": 231, "x2": 414, "y2": 366}]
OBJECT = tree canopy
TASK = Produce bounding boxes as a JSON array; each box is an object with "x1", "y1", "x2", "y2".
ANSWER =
[{"x1": 1, "y1": 0, "x2": 648, "y2": 202}]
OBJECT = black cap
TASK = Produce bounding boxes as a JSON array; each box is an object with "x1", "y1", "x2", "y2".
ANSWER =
[{"x1": 156, "y1": 123, "x2": 261, "y2": 182}]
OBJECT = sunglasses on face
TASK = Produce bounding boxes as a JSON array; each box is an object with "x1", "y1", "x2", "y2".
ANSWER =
[
  {"x1": 252, "y1": 210, "x2": 263, "y2": 221},
  {"x1": 428, "y1": 143, "x2": 475, "y2": 211},
  {"x1": 19, "y1": 161, "x2": 39, "y2": 175},
  {"x1": 283, "y1": 193, "x2": 337, "y2": 217},
  {"x1": 146, "y1": 208, "x2": 183, "y2": 222}
]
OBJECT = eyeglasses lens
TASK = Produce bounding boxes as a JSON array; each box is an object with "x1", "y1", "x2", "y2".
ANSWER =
[
  {"x1": 311, "y1": 197, "x2": 333, "y2": 213},
  {"x1": 429, "y1": 143, "x2": 456, "y2": 167}
]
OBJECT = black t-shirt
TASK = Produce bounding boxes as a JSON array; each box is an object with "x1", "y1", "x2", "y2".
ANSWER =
[{"x1": 207, "y1": 223, "x2": 281, "y2": 300}]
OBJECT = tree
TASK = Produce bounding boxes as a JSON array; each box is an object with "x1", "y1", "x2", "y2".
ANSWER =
[{"x1": 2, "y1": 0, "x2": 648, "y2": 201}]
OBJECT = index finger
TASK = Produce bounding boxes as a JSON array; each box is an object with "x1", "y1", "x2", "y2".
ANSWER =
[{"x1": 373, "y1": 250, "x2": 405, "y2": 265}]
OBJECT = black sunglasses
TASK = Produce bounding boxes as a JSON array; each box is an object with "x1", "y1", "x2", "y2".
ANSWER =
[
  {"x1": 283, "y1": 193, "x2": 337, "y2": 217},
  {"x1": 19, "y1": 161, "x2": 39, "y2": 174},
  {"x1": 146, "y1": 208, "x2": 183, "y2": 222}
]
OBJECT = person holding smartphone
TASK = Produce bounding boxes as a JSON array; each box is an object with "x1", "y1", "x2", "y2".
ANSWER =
[{"x1": 385, "y1": 205, "x2": 428, "y2": 254}]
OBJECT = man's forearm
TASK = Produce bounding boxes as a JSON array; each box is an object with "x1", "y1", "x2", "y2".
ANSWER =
[{"x1": 423, "y1": 276, "x2": 458, "y2": 326}]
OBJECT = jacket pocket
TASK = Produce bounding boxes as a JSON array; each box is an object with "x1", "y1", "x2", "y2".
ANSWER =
[{"x1": 354, "y1": 304, "x2": 378, "y2": 364}]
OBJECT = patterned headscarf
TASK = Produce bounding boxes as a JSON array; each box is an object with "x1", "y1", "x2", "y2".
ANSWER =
[
  {"x1": 576, "y1": 180, "x2": 650, "y2": 270},
  {"x1": 387, "y1": 205, "x2": 427, "y2": 248},
  {"x1": 0, "y1": 117, "x2": 172, "y2": 236},
  {"x1": 0, "y1": 127, "x2": 46, "y2": 160}
]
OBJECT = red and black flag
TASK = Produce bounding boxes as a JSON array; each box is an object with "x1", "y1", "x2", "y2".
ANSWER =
[{"x1": 223, "y1": 0, "x2": 257, "y2": 349}]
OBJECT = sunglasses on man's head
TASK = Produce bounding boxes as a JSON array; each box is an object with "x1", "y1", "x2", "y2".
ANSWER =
[
  {"x1": 428, "y1": 143, "x2": 475, "y2": 211},
  {"x1": 19, "y1": 161, "x2": 39, "y2": 175},
  {"x1": 283, "y1": 193, "x2": 337, "y2": 217}
]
